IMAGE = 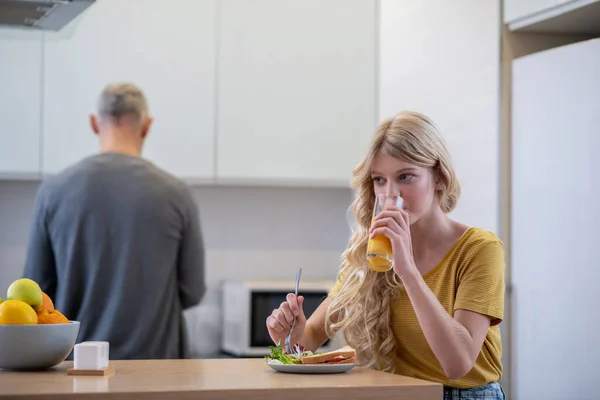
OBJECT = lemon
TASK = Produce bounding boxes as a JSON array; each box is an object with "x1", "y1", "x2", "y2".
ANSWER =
[{"x1": 0, "y1": 299, "x2": 38, "y2": 325}]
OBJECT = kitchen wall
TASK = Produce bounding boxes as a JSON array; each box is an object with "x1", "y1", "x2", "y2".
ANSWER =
[
  {"x1": 0, "y1": 180, "x2": 353, "y2": 356},
  {"x1": 379, "y1": 0, "x2": 501, "y2": 238}
]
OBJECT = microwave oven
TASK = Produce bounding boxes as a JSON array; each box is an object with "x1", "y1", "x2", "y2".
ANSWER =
[{"x1": 220, "y1": 280, "x2": 343, "y2": 357}]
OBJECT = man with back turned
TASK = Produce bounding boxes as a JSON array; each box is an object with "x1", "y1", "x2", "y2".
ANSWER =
[{"x1": 23, "y1": 83, "x2": 206, "y2": 360}]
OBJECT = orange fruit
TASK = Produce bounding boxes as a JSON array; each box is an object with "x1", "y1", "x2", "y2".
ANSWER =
[
  {"x1": 40, "y1": 292, "x2": 54, "y2": 311},
  {"x1": 37, "y1": 309, "x2": 69, "y2": 324},
  {"x1": 0, "y1": 300, "x2": 38, "y2": 325}
]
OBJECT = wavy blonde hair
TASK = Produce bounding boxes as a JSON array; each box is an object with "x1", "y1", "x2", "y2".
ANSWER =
[{"x1": 324, "y1": 111, "x2": 460, "y2": 372}]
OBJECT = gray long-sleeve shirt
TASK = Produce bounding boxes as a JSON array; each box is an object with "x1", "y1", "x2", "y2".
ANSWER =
[{"x1": 23, "y1": 152, "x2": 205, "y2": 360}]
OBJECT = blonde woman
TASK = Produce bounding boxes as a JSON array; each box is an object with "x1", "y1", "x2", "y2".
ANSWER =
[{"x1": 266, "y1": 111, "x2": 506, "y2": 399}]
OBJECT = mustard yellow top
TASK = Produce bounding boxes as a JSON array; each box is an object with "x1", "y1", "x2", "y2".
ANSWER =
[{"x1": 329, "y1": 227, "x2": 505, "y2": 389}]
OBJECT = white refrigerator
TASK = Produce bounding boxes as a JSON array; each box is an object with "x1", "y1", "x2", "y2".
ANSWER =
[{"x1": 511, "y1": 38, "x2": 600, "y2": 399}]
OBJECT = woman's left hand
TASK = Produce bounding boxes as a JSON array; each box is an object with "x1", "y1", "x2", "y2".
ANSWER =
[{"x1": 369, "y1": 206, "x2": 418, "y2": 279}]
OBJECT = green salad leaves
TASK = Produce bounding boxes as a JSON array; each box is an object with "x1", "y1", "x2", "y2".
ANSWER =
[{"x1": 265, "y1": 343, "x2": 315, "y2": 365}]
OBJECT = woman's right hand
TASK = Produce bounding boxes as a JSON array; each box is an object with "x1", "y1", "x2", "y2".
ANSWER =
[{"x1": 266, "y1": 293, "x2": 306, "y2": 349}]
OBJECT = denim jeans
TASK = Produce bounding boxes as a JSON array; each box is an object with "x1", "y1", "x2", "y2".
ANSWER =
[{"x1": 443, "y1": 382, "x2": 506, "y2": 400}]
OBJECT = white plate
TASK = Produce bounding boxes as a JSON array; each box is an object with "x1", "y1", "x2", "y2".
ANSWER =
[{"x1": 266, "y1": 362, "x2": 356, "y2": 374}]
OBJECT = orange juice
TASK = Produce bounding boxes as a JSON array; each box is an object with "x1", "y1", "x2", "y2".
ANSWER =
[
  {"x1": 367, "y1": 193, "x2": 402, "y2": 272},
  {"x1": 366, "y1": 230, "x2": 393, "y2": 272}
]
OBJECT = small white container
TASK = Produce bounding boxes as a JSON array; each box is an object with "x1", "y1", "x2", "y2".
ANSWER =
[{"x1": 73, "y1": 341, "x2": 109, "y2": 370}]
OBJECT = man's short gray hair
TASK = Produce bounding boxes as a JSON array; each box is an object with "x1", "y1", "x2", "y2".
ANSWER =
[{"x1": 97, "y1": 83, "x2": 148, "y2": 125}]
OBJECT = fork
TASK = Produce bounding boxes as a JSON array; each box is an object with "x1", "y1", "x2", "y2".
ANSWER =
[{"x1": 284, "y1": 267, "x2": 303, "y2": 354}]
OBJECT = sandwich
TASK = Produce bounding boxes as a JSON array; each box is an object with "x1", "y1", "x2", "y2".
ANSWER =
[{"x1": 300, "y1": 345, "x2": 356, "y2": 365}]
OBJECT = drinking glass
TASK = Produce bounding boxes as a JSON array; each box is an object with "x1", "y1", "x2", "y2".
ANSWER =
[{"x1": 366, "y1": 194, "x2": 403, "y2": 272}]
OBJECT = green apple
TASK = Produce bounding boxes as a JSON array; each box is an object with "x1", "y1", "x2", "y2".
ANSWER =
[{"x1": 7, "y1": 278, "x2": 43, "y2": 311}]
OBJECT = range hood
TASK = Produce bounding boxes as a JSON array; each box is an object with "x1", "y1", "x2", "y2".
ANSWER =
[{"x1": 0, "y1": 0, "x2": 96, "y2": 31}]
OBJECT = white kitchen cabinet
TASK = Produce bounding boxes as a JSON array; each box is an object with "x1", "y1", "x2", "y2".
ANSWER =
[
  {"x1": 511, "y1": 38, "x2": 600, "y2": 399},
  {"x1": 42, "y1": 0, "x2": 216, "y2": 181},
  {"x1": 504, "y1": 0, "x2": 562, "y2": 23},
  {"x1": 216, "y1": 0, "x2": 376, "y2": 185},
  {"x1": 0, "y1": 29, "x2": 42, "y2": 179},
  {"x1": 379, "y1": 0, "x2": 500, "y2": 234},
  {"x1": 504, "y1": 0, "x2": 600, "y2": 34}
]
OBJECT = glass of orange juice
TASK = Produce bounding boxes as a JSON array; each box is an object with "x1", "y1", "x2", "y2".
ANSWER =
[{"x1": 366, "y1": 194, "x2": 403, "y2": 272}]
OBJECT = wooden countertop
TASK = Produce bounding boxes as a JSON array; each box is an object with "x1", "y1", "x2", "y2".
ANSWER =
[{"x1": 0, "y1": 359, "x2": 442, "y2": 400}]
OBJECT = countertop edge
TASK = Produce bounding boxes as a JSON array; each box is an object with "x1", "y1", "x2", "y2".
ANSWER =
[{"x1": 11, "y1": 385, "x2": 444, "y2": 400}]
